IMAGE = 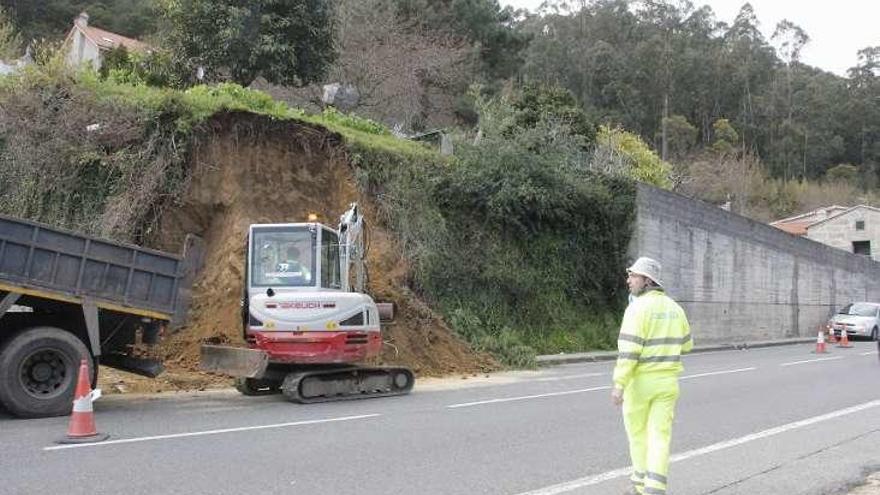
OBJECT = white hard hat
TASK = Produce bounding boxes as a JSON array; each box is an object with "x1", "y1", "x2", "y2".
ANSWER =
[{"x1": 627, "y1": 257, "x2": 663, "y2": 287}]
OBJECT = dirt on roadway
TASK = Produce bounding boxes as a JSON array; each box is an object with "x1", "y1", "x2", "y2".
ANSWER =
[{"x1": 849, "y1": 472, "x2": 880, "y2": 495}]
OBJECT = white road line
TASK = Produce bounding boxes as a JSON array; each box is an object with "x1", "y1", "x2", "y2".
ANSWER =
[
  {"x1": 448, "y1": 367, "x2": 755, "y2": 409},
  {"x1": 861, "y1": 351, "x2": 878, "y2": 356},
  {"x1": 513, "y1": 399, "x2": 880, "y2": 495},
  {"x1": 679, "y1": 367, "x2": 756, "y2": 380},
  {"x1": 44, "y1": 414, "x2": 380, "y2": 451},
  {"x1": 780, "y1": 356, "x2": 844, "y2": 367},
  {"x1": 534, "y1": 372, "x2": 606, "y2": 382},
  {"x1": 447, "y1": 386, "x2": 611, "y2": 408}
]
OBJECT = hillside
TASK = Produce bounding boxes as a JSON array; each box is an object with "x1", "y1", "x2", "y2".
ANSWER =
[{"x1": 0, "y1": 62, "x2": 645, "y2": 392}]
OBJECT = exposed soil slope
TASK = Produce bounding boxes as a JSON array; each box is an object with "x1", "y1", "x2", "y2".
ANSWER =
[{"x1": 101, "y1": 113, "x2": 494, "y2": 393}]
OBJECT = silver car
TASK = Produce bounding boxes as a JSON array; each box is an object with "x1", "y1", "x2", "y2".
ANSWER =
[{"x1": 829, "y1": 302, "x2": 880, "y2": 341}]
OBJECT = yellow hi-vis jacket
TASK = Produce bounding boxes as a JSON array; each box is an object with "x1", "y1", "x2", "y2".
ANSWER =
[{"x1": 613, "y1": 289, "x2": 693, "y2": 390}]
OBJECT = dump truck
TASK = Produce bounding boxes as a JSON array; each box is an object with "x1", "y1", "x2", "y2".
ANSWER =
[
  {"x1": 0, "y1": 214, "x2": 202, "y2": 418},
  {"x1": 200, "y1": 203, "x2": 414, "y2": 403}
]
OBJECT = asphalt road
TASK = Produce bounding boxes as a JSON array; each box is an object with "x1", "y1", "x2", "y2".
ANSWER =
[{"x1": 2, "y1": 341, "x2": 879, "y2": 495}]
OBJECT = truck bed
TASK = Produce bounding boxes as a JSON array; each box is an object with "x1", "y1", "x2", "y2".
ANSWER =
[{"x1": 0, "y1": 214, "x2": 196, "y2": 322}]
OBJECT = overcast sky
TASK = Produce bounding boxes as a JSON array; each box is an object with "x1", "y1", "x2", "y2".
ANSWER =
[{"x1": 500, "y1": 0, "x2": 880, "y2": 76}]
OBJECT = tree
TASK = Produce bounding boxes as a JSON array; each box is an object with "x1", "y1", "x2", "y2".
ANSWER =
[
  {"x1": 711, "y1": 118, "x2": 738, "y2": 155},
  {"x1": 393, "y1": 0, "x2": 530, "y2": 81},
  {"x1": 825, "y1": 164, "x2": 859, "y2": 186},
  {"x1": 511, "y1": 83, "x2": 597, "y2": 144},
  {"x1": 160, "y1": 0, "x2": 336, "y2": 87},
  {"x1": 846, "y1": 47, "x2": 880, "y2": 172},
  {"x1": 771, "y1": 19, "x2": 809, "y2": 179},
  {"x1": 660, "y1": 114, "x2": 697, "y2": 158},
  {"x1": 591, "y1": 126, "x2": 672, "y2": 187},
  {"x1": 0, "y1": 6, "x2": 20, "y2": 60}
]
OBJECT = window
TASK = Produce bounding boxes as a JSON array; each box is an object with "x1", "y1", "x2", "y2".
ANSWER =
[
  {"x1": 838, "y1": 303, "x2": 880, "y2": 317},
  {"x1": 853, "y1": 240, "x2": 871, "y2": 256},
  {"x1": 856, "y1": 220, "x2": 865, "y2": 231},
  {"x1": 321, "y1": 229, "x2": 341, "y2": 289},
  {"x1": 250, "y1": 226, "x2": 316, "y2": 287}
]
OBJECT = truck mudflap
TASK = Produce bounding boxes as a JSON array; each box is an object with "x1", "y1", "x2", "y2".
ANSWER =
[
  {"x1": 281, "y1": 366, "x2": 414, "y2": 404},
  {"x1": 200, "y1": 345, "x2": 269, "y2": 378}
]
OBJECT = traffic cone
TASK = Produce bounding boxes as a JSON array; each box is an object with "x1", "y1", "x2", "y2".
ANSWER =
[
  {"x1": 813, "y1": 330, "x2": 827, "y2": 354},
  {"x1": 57, "y1": 359, "x2": 109, "y2": 444},
  {"x1": 827, "y1": 324, "x2": 837, "y2": 344},
  {"x1": 837, "y1": 328, "x2": 853, "y2": 349}
]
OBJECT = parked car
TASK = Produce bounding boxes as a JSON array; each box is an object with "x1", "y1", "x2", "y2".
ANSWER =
[{"x1": 828, "y1": 302, "x2": 880, "y2": 341}]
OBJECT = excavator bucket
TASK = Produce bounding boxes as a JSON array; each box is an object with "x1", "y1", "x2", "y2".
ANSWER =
[{"x1": 200, "y1": 345, "x2": 269, "y2": 378}]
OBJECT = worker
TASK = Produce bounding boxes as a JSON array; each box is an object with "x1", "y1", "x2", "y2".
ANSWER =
[
  {"x1": 612, "y1": 256, "x2": 692, "y2": 495},
  {"x1": 277, "y1": 245, "x2": 311, "y2": 282}
]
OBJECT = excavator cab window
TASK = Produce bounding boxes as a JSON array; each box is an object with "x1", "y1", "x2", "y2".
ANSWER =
[
  {"x1": 251, "y1": 226, "x2": 316, "y2": 287},
  {"x1": 321, "y1": 228, "x2": 341, "y2": 289}
]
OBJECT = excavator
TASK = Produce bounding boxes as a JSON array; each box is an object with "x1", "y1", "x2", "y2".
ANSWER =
[{"x1": 200, "y1": 204, "x2": 414, "y2": 403}]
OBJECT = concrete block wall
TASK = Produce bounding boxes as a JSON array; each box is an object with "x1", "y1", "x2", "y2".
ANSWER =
[{"x1": 631, "y1": 184, "x2": 880, "y2": 343}]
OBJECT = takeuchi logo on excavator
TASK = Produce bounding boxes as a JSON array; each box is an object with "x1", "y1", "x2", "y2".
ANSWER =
[{"x1": 265, "y1": 301, "x2": 337, "y2": 309}]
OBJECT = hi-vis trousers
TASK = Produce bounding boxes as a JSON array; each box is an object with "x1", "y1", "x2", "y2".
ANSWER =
[{"x1": 622, "y1": 372, "x2": 680, "y2": 494}]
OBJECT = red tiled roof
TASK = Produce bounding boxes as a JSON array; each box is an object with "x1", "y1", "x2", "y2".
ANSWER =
[
  {"x1": 773, "y1": 221, "x2": 810, "y2": 236},
  {"x1": 78, "y1": 25, "x2": 149, "y2": 52}
]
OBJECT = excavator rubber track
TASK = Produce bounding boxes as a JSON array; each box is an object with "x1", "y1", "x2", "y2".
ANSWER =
[{"x1": 280, "y1": 366, "x2": 414, "y2": 404}]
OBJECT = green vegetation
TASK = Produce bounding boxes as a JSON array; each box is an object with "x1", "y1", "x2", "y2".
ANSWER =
[
  {"x1": 159, "y1": 0, "x2": 336, "y2": 88},
  {"x1": 350, "y1": 89, "x2": 642, "y2": 366},
  {"x1": 0, "y1": 7, "x2": 20, "y2": 59}
]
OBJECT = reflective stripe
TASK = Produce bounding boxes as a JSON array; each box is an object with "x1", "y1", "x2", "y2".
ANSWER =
[
  {"x1": 646, "y1": 472, "x2": 668, "y2": 484},
  {"x1": 644, "y1": 335, "x2": 691, "y2": 346},
  {"x1": 619, "y1": 334, "x2": 645, "y2": 345},
  {"x1": 72, "y1": 395, "x2": 93, "y2": 413},
  {"x1": 644, "y1": 487, "x2": 666, "y2": 494},
  {"x1": 618, "y1": 352, "x2": 641, "y2": 361},
  {"x1": 638, "y1": 355, "x2": 681, "y2": 363}
]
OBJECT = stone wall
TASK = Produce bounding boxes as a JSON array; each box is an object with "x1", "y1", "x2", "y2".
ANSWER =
[{"x1": 631, "y1": 185, "x2": 880, "y2": 343}]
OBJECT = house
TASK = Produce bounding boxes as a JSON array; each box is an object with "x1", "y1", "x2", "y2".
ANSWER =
[
  {"x1": 771, "y1": 205, "x2": 880, "y2": 260},
  {"x1": 64, "y1": 12, "x2": 149, "y2": 70},
  {"x1": 769, "y1": 205, "x2": 849, "y2": 236}
]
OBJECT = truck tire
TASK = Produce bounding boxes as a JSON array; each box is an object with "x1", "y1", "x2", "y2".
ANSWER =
[{"x1": 0, "y1": 327, "x2": 93, "y2": 418}]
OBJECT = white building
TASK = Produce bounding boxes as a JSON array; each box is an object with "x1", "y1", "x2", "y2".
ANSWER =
[
  {"x1": 772, "y1": 205, "x2": 880, "y2": 261},
  {"x1": 805, "y1": 205, "x2": 880, "y2": 261},
  {"x1": 64, "y1": 12, "x2": 149, "y2": 70}
]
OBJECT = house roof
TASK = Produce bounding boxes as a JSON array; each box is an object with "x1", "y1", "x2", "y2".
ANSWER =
[
  {"x1": 774, "y1": 221, "x2": 812, "y2": 236},
  {"x1": 806, "y1": 205, "x2": 880, "y2": 230},
  {"x1": 770, "y1": 205, "x2": 849, "y2": 226},
  {"x1": 81, "y1": 25, "x2": 149, "y2": 52}
]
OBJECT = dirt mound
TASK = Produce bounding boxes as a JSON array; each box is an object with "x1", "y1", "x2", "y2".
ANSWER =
[{"x1": 145, "y1": 112, "x2": 494, "y2": 389}]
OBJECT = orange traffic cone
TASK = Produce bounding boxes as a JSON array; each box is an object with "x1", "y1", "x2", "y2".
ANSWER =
[
  {"x1": 837, "y1": 328, "x2": 853, "y2": 349},
  {"x1": 57, "y1": 359, "x2": 109, "y2": 444},
  {"x1": 813, "y1": 330, "x2": 827, "y2": 354},
  {"x1": 826, "y1": 324, "x2": 837, "y2": 343}
]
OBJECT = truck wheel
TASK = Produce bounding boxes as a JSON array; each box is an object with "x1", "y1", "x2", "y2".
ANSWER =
[{"x1": 0, "y1": 327, "x2": 92, "y2": 418}]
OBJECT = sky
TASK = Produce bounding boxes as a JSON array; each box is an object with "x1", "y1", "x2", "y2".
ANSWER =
[{"x1": 500, "y1": 0, "x2": 880, "y2": 76}]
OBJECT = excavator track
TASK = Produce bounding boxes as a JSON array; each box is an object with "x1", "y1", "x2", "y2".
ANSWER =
[{"x1": 280, "y1": 366, "x2": 414, "y2": 404}]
